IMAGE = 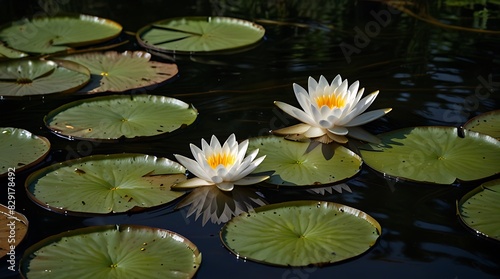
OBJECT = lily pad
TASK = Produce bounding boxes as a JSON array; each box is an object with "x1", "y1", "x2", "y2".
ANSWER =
[
  {"x1": 25, "y1": 154, "x2": 187, "y2": 215},
  {"x1": 0, "y1": 15, "x2": 122, "y2": 54},
  {"x1": 359, "y1": 126, "x2": 500, "y2": 184},
  {"x1": 44, "y1": 94, "x2": 198, "y2": 141},
  {"x1": 464, "y1": 110, "x2": 500, "y2": 139},
  {"x1": 0, "y1": 42, "x2": 28, "y2": 59},
  {"x1": 457, "y1": 179, "x2": 500, "y2": 241},
  {"x1": 1, "y1": 204, "x2": 29, "y2": 259},
  {"x1": 137, "y1": 16, "x2": 265, "y2": 54},
  {"x1": 20, "y1": 224, "x2": 202, "y2": 278},
  {"x1": 62, "y1": 51, "x2": 178, "y2": 93},
  {"x1": 220, "y1": 200, "x2": 381, "y2": 267},
  {"x1": 0, "y1": 59, "x2": 90, "y2": 97},
  {"x1": 247, "y1": 136, "x2": 362, "y2": 186},
  {"x1": 0, "y1": 127, "x2": 51, "y2": 176}
]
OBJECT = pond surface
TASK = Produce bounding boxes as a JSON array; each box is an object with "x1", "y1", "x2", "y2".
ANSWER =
[{"x1": 1, "y1": 0, "x2": 499, "y2": 278}]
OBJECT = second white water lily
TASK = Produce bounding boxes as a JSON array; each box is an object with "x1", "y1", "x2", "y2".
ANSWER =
[
  {"x1": 173, "y1": 134, "x2": 268, "y2": 191},
  {"x1": 274, "y1": 75, "x2": 392, "y2": 144}
]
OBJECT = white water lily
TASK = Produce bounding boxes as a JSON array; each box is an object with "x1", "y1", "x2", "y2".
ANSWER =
[
  {"x1": 274, "y1": 75, "x2": 392, "y2": 144},
  {"x1": 173, "y1": 134, "x2": 268, "y2": 192}
]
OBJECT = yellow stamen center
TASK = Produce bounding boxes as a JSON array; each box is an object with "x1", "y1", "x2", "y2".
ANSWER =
[
  {"x1": 315, "y1": 94, "x2": 346, "y2": 109},
  {"x1": 207, "y1": 152, "x2": 235, "y2": 169}
]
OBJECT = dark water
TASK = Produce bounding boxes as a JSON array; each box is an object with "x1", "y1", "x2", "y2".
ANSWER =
[{"x1": 1, "y1": 0, "x2": 499, "y2": 278}]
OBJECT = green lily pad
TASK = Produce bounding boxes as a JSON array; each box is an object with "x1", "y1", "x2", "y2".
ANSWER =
[
  {"x1": 0, "y1": 127, "x2": 51, "y2": 176},
  {"x1": 20, "y1": 224, "x2": 202, "y2": 278},
  {"x1": 137, "y1": 16, "x2": 265, "y2": 54},
  {"x1": 464, "y1": 110, "x2": 500, "y2": 139},
  {"x1": 0, "y1": 42, "x2": 28, "y2": 59},
  {"x1": 0, "y1": 59, "x2": 90, "y2": 97},
  {"x1": 220, "y1": 200, "x2": 381, "y2": 267},
  {"x1": 457, "y1": 179, "x2": 500, "y2": 241},
  {"x1": 1, "y1": 204, "x2": 29, "y2": 259},
  {"x1": 247, "y1": 136, "x2": 362, "y2": 186},
  {"x1": 25, "y1": 154, "x2": 187, "y2": 215},
  {"x1": 62, "y1": 51, "x2": 178, "y2": 93},
  {"x1": 0, "y1": 15, "x2": 122, "y2": 54},
  {"x1": 44, "y1": 94, "x2": 197, "y2": 141},
  {"x1": 359, "y1": 126, "x2": 500, "y2": 184}
]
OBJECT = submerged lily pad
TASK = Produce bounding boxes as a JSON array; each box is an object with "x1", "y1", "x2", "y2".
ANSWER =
[
  {"x1": 0, "y1": 127, "x2": 51, "y2": 176},
  {"x1": 247, "y1": 136, "x2": 362, "y2": 186},
  {"x1": 20, "y1": 224, "x2": 202, "y2": 278},
  {"x1": 0, "y1": 15, "x2": 122, "y2": 54},
  {"x1": 464, "y1": 110, "x2": 500, "y2": 139},
  {"x1": 45, "y1": 94, "x2": 197, "y2": 141},
  {"x1": 359, "y1": 126, "x2": 500, "y2": 184},
  {"x1": 138, "y1": 16, "x2": 265, "y2": 54},
  {"x1": 220, "y1": 200, "x2": 381, "y2": 267},
  {"x1": 1, "y1": 204, "x2": 29, "y2": 259},
  {"x1": 62, "y1": 51, "x2": 178, "y2": 93},
  {"x1": 457, "y1": 179, "x2": 500, "y2": 241},
  {"x1": 0, "y1": 59, "x2": 91, "y2": 97},
  {"x1": 25, "y1": 154, "x2": 186, "y2": 215}
]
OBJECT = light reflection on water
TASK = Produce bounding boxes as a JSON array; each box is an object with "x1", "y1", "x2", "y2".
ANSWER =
[{"x1": 1, "y1": 0, "x2": 499, "y2": 278}]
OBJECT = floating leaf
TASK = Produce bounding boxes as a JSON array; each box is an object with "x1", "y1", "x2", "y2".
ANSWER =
[
  {"x1": 0, "y1": 15, "x2": 122, "y2": 54},
  {"x1": 1, "y1": 204, "x2": 28, "y2": 259},
  {"x1": 457, "y1": 179, "x2": 500, "y2": 241},
  {"x1": 25, "y1": 154, "x2": 186, "y2": 215},
  {"x1": 0, "y1": 127, "x2": 50, "y2": 176},
  {"x1": 359, "y1": 126, "x2": 500, "y2": 184},
  {"x1": 20, "y1": 224, "x2": 201, "y2": 278},
  {"x1": 138, "y1": 16, "x2": 265, "y2": 54},
  {"x1": 44, "y1": 94, "x2": 197, "y2": 141},
  {"x1": 464, "y1": 110, "x2": 500, "y2": 139},
  {"x1": 247, "y1": 136, "x2": 362, "y2": 186},
  {"x1": 62, "y1": 51, "x2": 178, "y2": 93},
  {"x1": 220, "y1": 200, "x2": 381, "y2": 267},
  {"x1": 0, "y1": 42, "x2": 28, "y2": 59},
  {"x1": 0, "y1": 59, "x2": 90, "y2": 97}
]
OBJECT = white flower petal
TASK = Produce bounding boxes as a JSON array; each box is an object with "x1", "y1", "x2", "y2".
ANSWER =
[
  {"x1": 344, "y1": 108, "x2": 391, "y2": 127},
  {"x1": 210, "y1": 134, "x2": 222, "y2": 152},
  {"x1": 211, "y1": 175, "x2": 223, "y2": 184},
  {"x1": 232, "y1": 155, "x2": 266, "y2": 181},
  {"x1": 274, "y1": 101, "x2": 316, "y2": 125},
  {"x1": 331, "y1": 74, "x2": 342, "y2": 87},
  {"x1": 216, "y1": 182, "x2": 234, "y2": 191},
  {"x1": 337, "y1": 90, "x2": 378, "y2": 125},
  {"x1": 304, "y1": 126, "x2": 326, "y2": 137},
  {"x1": 336, "y1": 79, "x2": 348, "y2": 95},
  {"x1": 318, "y1": 120, "x2": 332, "y2": 128},
  {"x1": 171, "y1": 177, "x2": 214, "y2": 190},
  {"x1": 273, "y1": 123, "x2": 311, "y2": 135},
  {"x1": 348, "y1": 81, "x2": 359, "y2": 99},
  {"x1": 317, "y1": 75, "x2": 330, "y2": 94},
  {"x1": 174, "y1": 154, "x2": 211, "y2": 181},
  {"x1": 328, "y1": 126, "x2": 349, "y2": 135},
  {"x1": 293, "y1": 83, "x2": 313, "y2": 113},
  {"x1": 326, "y1": 130, "x2": 348, "y2": 143}
]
